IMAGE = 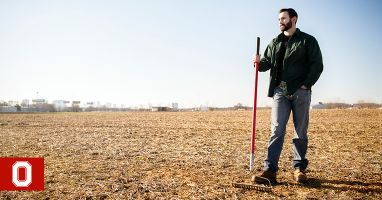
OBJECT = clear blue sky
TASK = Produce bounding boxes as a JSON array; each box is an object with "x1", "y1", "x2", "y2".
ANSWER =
[{"x1": 1, "y1": 0, "x2": 381, "y2": 108}]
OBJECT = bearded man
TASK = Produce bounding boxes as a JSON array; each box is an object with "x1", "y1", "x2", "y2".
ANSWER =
[{"x1": 252, "y1": 8, "x2": 323, "y2": 184}]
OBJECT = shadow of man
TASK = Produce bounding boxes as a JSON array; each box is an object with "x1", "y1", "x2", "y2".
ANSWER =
[{"x1": 304, "y1": 178, "x2": 382, "y2": 193}]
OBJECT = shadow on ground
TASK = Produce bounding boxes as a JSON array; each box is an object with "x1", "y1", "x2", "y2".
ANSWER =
[{"x1": 302, "y1": 178, "x2": 382, "y2": 193}]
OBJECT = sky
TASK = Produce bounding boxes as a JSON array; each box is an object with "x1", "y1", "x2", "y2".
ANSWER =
[{"x1": 1, "y1": 0, "x2": 381, "y2": 108}]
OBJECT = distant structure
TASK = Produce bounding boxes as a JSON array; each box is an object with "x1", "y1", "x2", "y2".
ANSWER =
[
  {"x1": 7, "y1": 100, "x2": 19, "y2": 106},
  {"x1": 172, "y1": 103, "x2": 179, "y2": 111},
  {"x1": 150, "y1": 102, "x2": 179, "y2": 112},
  {"x1": 53, "y1": 100, "x2": 70, "y2": 112},
  {"x1": 311, "y1": 102, "x2": 326, "y2": 109},
  {"x1": 86, "y1": 102, "x2": 94, "y2": 107},
  {"x1": 200, "y1": 105, "x2": 209, "y2": 111},
  {"x1": 151, "y1": 107, "x2": 171, "y2": 112},
  {"x1": 234, "y1": 103, "x2": 251, "y2": 111},
  {"x1": 21, "y1": 99, "x2": 30, "y2": 107},
  {"x1": 72, "y1": 101, "x2": 81, "y2": 112},
  {"x1": 32, "y1": 99, "x2": 46, "y2": 105},
  {"x1": 31, "y1": 99, "x2": 51, "y2": 112},
  {"x1": 0, "y1": 106, "x2": 17, "y2": 112}
]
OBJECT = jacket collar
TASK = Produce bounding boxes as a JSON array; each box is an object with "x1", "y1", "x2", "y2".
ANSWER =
[{"x1": 276, "y1": 28, "x2": 301, "y2": 42}]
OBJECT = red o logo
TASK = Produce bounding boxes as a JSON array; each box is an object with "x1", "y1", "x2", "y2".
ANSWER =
[{"x1": 12, "y1": 161, "x2": 32, "y2": 187}]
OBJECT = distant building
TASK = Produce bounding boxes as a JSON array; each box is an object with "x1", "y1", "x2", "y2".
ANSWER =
[
  {"x1": 0, "y1": 106, "x2": 17, "y2": 112},
  {"x1": 7, "y1": 100, "x2": 19, "y2": 106},
  {"x1": 151, "y1": 107, "x2": 171, "y2": 112},
  {"x1": 311, "y1": 102, "x2": 326, "y2": 109},
  {"x1": 86, "y1": 102, "x2": 94, "y2": 107},
  {"x1": 172, "y1": 103, "x2": 179, "y2": 111},
  {"x1": 200, "y1": 106, "x2": 209, "y2": 111},
  {"x1": 21, "y1": 99, "x2": 30, "y2": 107},
  {"x1": 53, "y1": 100, "x2": 70, "y2": 112},
  {"x1": 32, "y1": 99, "x2": 46, "y2": 105},
  {"x1": 72, "y1": 101, "x2": 81, "y2": 112}
]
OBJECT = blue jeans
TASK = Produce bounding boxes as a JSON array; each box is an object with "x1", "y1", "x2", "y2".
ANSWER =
[{"x1": 264, "y1": 87, "x2": 311, "y2": 172}]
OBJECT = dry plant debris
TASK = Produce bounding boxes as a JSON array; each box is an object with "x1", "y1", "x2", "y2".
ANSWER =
[{"x1": 0, "y1": 109, "x2": 381, "y2": 199}]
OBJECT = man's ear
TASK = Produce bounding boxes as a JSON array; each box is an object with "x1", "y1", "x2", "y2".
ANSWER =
[{"x1": 292, "y1": 16, "x2": 297, "y2": 24}]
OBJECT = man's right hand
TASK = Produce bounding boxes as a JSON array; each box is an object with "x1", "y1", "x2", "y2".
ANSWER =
[{"x1": 252, "y1": 54, "x2": 260, "y2": 66}]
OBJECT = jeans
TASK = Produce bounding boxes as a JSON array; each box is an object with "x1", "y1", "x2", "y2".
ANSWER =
[{"x1": 264, "y1": 87, "x2": 311, "y2": 172}]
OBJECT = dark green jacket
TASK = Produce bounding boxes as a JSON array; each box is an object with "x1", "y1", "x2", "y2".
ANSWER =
[{"x1": 258, "y1": 28, "x2": 323, "y2": 97}]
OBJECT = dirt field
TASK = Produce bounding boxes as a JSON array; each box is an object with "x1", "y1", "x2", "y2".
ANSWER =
[{"x1": 0, "y1": 109, "x2": 381, "y2": 199}]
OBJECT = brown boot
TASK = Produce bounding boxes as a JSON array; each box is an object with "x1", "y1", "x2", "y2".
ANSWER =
[
  {"x1": 251, "y1": 171, "x2": 277, "y2": 184},
  {"x1": 294, "y1": 169, "x2": 308, "y2": 183}
]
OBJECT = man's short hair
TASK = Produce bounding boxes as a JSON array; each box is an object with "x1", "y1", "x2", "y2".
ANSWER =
[{"x1": 279, "y1": 8, "x2": 298, "y2": 22}]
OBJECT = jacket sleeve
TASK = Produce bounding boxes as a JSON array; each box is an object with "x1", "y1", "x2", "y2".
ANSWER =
[
  {"x1": 257, "y1": 43, "x2": 272, "y2": 72},
  {"x1": 303, "y1": 37, "x2": 323, "y2": 88}
]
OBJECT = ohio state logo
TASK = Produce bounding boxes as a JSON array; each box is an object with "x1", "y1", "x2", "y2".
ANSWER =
[{"x1": 0, "y1": 158, "x2": 44, "y2": 191}]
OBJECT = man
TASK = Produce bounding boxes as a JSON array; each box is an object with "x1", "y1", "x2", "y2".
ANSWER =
[{"x1": 252, "y1": 8, "x2": 323, "y2": 184}]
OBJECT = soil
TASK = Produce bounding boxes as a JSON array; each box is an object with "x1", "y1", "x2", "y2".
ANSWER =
[{"x1": 0, "y1": 109, "x2": 381, "y2": 199}]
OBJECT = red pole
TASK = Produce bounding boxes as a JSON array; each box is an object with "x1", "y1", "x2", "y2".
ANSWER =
[{"x1": 250, "y1": 37, "x2": 260, "y2": 172}]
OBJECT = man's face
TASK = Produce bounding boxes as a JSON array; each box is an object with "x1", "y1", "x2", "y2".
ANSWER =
[{"x1": 278, "y1": 12, "x2": 292, "y2": 32}]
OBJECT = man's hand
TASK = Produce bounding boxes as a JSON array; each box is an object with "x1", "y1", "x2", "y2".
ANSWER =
[
  {"x1": 252, "y1": 54, "x2": 260, "y2": 66},
  {"x1": 301, "y1": 85, "x2": 308, "y2": 90}
]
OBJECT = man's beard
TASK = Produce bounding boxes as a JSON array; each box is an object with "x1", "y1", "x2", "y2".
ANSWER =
[{"x1": 280, "y1": 20, "x2": 292, "y2": 32}]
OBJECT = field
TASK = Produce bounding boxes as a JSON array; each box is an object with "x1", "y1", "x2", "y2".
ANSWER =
[{"x1": 0, "y1": 109, "x2": 381, "y2": 199}]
